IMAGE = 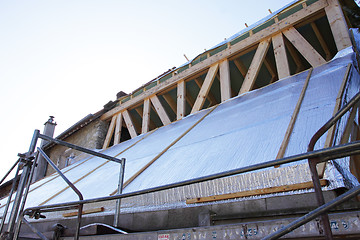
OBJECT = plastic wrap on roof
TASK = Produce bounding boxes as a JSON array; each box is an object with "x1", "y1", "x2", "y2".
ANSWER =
[{"x1": 1, "y1": 51, "x2": 359, "y2": 217}]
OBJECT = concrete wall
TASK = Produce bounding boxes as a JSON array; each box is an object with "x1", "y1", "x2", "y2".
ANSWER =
[{"x1": 45, "y1": 119, "x2": 108, "y2": 176}]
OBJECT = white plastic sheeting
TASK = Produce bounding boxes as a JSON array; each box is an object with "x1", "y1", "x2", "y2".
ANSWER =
[{"x1": 0, "y1": 52, "x2": 359, "y2": 216}]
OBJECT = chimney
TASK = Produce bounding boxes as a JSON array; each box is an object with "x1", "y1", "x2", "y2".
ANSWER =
[{"x1": 32, "y1": 116, "x2": 57, "y2": 182}]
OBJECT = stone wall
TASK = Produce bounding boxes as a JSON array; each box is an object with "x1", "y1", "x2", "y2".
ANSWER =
[{"x1": 45, "y1": 119, "x2": 108, "y2": 176}]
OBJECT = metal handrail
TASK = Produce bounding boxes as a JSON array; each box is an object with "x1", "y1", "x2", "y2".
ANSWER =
[{"x1": 22, "y1": 140, "x2": 360, "y2": 216}]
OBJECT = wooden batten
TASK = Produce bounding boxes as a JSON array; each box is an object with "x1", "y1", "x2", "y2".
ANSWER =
[
  {"x1": 186, "y1": 179, "x2": 328, "y2": 204},
  {"x1": 63, "y1": 207, "x2": 105, "y2": 218},
  {"x1": 239, "y1": 38, "x2": 271, "y2": 95},
  {"x1": 272, "y1": 33, "x2": 290, "y2": 79},
  {"x1": 191, "y1": 64, "x2": 219, "y2": 114},
  {"x1": 283, "y1": 27, "x2": 326, "y2": 67},
  {"x1": 219, "y1": 59, "x2": 231, "y2": 102},
  {"x1": 177, "y1": 80, "x2": 186, "y2": 120},
  {"x1": 122, "y1": 109, "x2": 138, "y2": 139},
  {"x1": 150, "y1": 95, "x2": 171, "y2": 126}
]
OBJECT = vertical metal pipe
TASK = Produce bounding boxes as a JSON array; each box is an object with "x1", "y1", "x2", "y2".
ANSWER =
[
  {"x1": 5, "y1": 130, "x2": 39, "y2": 239},
  {"x1": 13, "y1": 152, "x2": 40, "y2": 240},
  {"x1": 0, "y1": 164, "x2": 21, "y2": 234},
  {"x1": 308, "y1": 158, "x2": 333, "y2": 239},
  {"x1": 114, "y1": 158, "x2": 126, "y2": 228}
]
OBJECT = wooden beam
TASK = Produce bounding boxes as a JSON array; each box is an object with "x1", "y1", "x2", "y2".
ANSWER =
[
  {"x1": 63, "y1": 207, "x2": 105, "y2": 218},
  {"x1": 186, "y1": 179, "x2": 328, "y2": 204},
  {"x1": 325, "y1": 0, "x2": 352, "y2": 51},
  {"x1": 134, "y1": 107, "x2": 156, "y2": 130},
  {"x1": 191, "y1": 64, "x2": 219, "y2": 114},
  {"x1": 276, "y1": 68, "x2": 313, "y2": 160},
  {"x1": 162, "y1": 93, "x2": 177, "y2": 115},
  {"x1": 142, "y1": 98, "x2": 151, "y2": 134},
  {"x1": 194, "y1": 78, "x2": 217, "y2": 105},
  {"x1": 234, "y1": 59, "x2": 247, "y2": 78},
  {"x1": 185, "y1": 89, "x2": 195, "y2": 108},
  {"x1": 318, "y1": 63, "x2": 352, "y2": 177},
  {"x1": 113, "y1": 112, "x2": 123, "y2": 145},
  {"x1": 102, "y1": 115, "x2": 117, "y2": 149},
  {"x1": 219, "y1": 59, "x2": 232, "y2": 102},
  {"x1": 100, "y1": 0, "x2": 327, "y2": 121},
  {"x1": 283, "y1": 27, "x2": 326, "y2": 67},
  {"x1": 239, "y1": 38, "x2": 271, "y2": 95},
  {"x1": 264, "y1": 57, "x2": 277, "y2": 83},
  {"x1": 284, "y1": 38, "x2": 304, "y2": 73},
  {"x1": 122, "y1": 109, "x2": 138, "y2": 139},
  {"x1": 310, "y1": 22, "x2": 331, "y2": 61},
  {"x1": 150, "y1": 95, "x2": 171, "y2": 125},
  {"x1": 177, "y1": 80, "x2": 186, "y2": 120},
  {"x1": 272, "y1": 33, "x2": 290, "y2": 79}
]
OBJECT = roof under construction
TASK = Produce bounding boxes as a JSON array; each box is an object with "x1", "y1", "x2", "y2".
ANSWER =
[{"x1": 1, "y1": 0, "x2": 360, "y2": 239}]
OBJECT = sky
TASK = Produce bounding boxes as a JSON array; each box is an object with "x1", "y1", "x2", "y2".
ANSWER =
[{"x1": 0, "y1": 0, "x2": 294, "y2": 180}]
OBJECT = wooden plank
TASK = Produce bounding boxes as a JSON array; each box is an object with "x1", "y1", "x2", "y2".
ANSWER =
[
  {"x1": 63, "y1": 207, "x2": 105, "y2": 218},
  {"x1": 100, "y1": 0, "x2": 327, "y2": 121},
  {"x1": 219, "y1": 59, "x2": 231, "y2": 102},
  {"x1": 102, "y1": 115, "x2": 117, "y2": 149},
  {"x1": 113, "y1": 112, "x2": 123, "y2": 145},
  {"x1": 122, "y1": 109, "x2": 138, "y2": 139},
  {"x1": 239, "y1": 38, "x2": 271, "y2": 95},
  {"x1": 340, "y1": 103, "x2": 358, "y2": 145},
  {"x1": 234, "y1": 59, "x2": 247, "y2": 78},
  {"x1": 276, "y1": 68, "x2": 313, "y2": 160},
  {"x1": 186, "y1": 179, "x2": 328, "y2": 204},
  {"x1": 318, "y1": 63, "x2": 352, "y2": 177},
  {"x1": 162, "y1": 93, "x2": 177, "y2": 114},
  {"x1": 150, "y1": 95, "x2": 171, "y2": 125},
  {"x1": 283, "y1": 27, "x2": 326, "y2": 67},
  {"x1": 191, "y1": 64, "x2": 219, "y2": 114},
  {"x1": 310, "y1": 22, "x2": 331, "y2": 61},
  {"x1": 272, "y1": 33, "x2": 290, "y2": 79},
  {"x1": 177, "y1": 80, "x2": 186, "y2": 120},
  {"x1": 142, "y1": 98, "x2": 151, "y2": 134},
  {"x1": 325, "y1": 0, "x2": 352, "y2": 51}
]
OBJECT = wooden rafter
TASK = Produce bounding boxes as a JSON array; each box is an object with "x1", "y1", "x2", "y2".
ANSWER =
[
  {"x1": 284, "y1": 38, "x2": 304, "y2": 73},
  {"x1": 239, "y1": 38, "x2": 271, "y2": 95},
  {"x1": 122, "y1": 109, "x2": 138, "y2": 139},
  {"x1": 272, "y1": 32, "x2": 290, "y2": 79},
  {"x1": 150, "y1": 95, "x2": 171, "y2": 125},
  {"x1": 134, "y1": 107, "x2": 156, "y2": 131},
  {"x1": 283, "y1": 27, "x2": 326, "y2": 67},
  {"x1": 264, "y1": 57, "x2": 277, "y2": 83},
  {"x1": 310, "y1": 22, "x2": 331, "y2": 61},
  {"x1": 219, "y1": 59, "x2": 231, "y2": 102},
  {"x1": 325, "y1": 0, "x2": 352, "y2": 51},
  {"x1": 194, "y1": 78, "x2": 217, "y2": 106},
  {"x1": 113, "y1": 112, "x2": 123, "y2": 145},
  {"x1": 177, "y1": 80, "x2": 186, "y2": 120},
  {"x1": 234, "y1": 59, "x2": 247, "y2": 78},
  {"x1": 191, "y1": 64, "x2": 219, "y2": 114},
  {"x1": 102, "y1": 115, "x2": 117, "y2": 149}
]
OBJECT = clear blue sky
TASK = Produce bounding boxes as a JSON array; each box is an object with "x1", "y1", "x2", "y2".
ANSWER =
[{"x1": 0, "y1": 0, "x2": 294, "y2": 179}]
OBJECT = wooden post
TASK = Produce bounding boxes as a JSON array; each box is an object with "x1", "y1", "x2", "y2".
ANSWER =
[
  {"x1": 219, "y1": 59, "x2": 231, "y2": 102},
  {"x1": 325, "y1": 0, "x2": 351, "y2": 51},
  {"x1": 272, "y1": 33, "x2": 290, "y2": 79},
  {"x1": 142, "y1": 98, "x2": 151, "y2": 134},
  {"x1": 177, "y1": 80, "x2": 186, "y2": 120},
  {"x1": 113, "y1": 112, "x2": 123, "y2": 145}
]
